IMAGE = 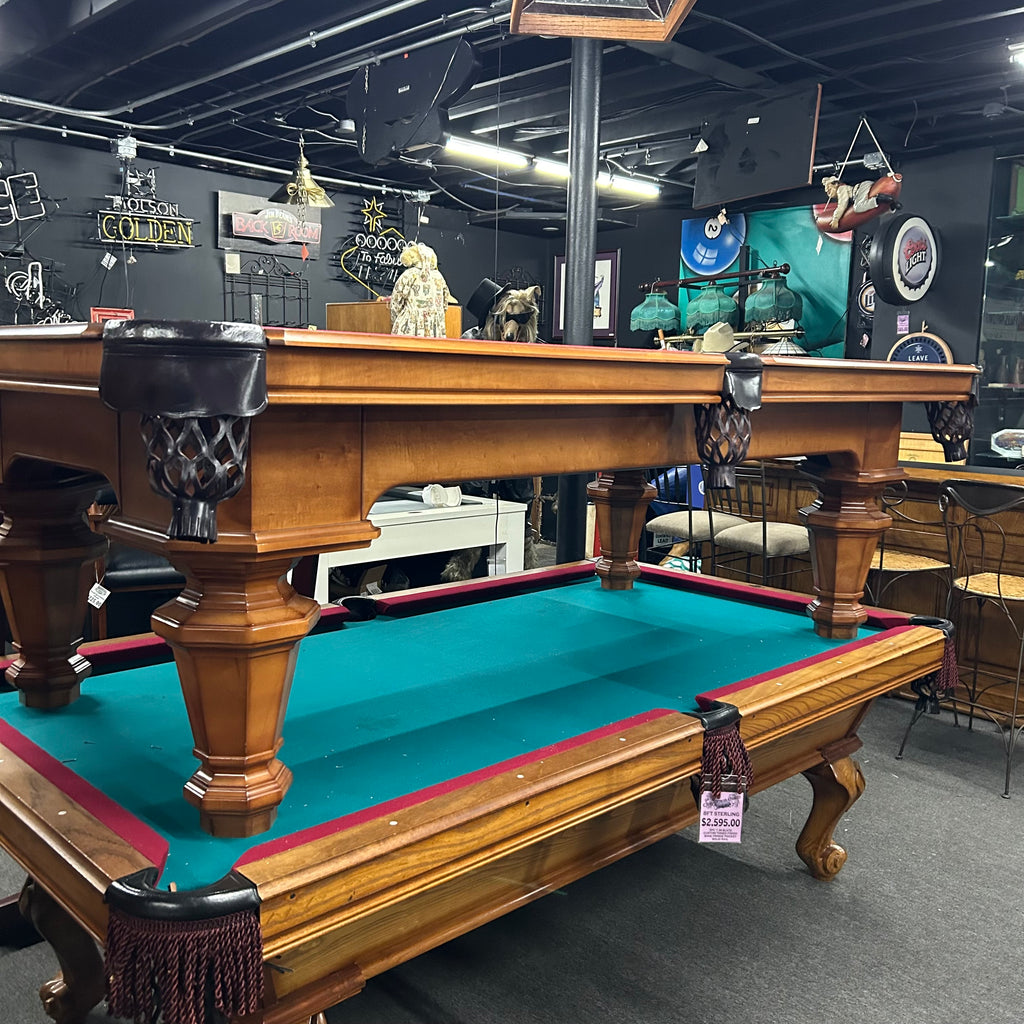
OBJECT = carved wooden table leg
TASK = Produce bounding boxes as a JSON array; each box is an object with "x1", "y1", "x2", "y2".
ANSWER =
[
  {"x1": 796, "y1": 753, "x2": 866, "y2": 881},
  {"x1": 800, "y1": 461, "x2": 904, "y2": 639},
  {"x1": 0, "y1": 471, "x2": 107, "y2": 708},
  {"x1": 588, "y1": 470, "x2": 656, "y2": 590},
  {"x1": 150, "y1": 550, "x2": 320, "y2": 838},
  {"x1": 17, "y1": 879, "x2": 104, "y2": 1024}
]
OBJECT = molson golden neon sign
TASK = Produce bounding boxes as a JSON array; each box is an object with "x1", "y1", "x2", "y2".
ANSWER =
[{"x1": 96, "y1": 194, "x2": 196, "y2": 249}]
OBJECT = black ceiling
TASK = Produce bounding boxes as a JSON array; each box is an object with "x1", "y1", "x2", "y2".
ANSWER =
[{"x1": 1, "y1": 0, "x2": 1023, "y2": 231}]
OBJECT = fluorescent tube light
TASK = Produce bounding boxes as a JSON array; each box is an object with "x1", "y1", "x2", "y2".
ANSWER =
[
  {"x1": 445, "y1": 136, "x2": 530, "y2": 169},
  {"x1": 1010, "y1": 41, "x2": 1024, "y2": 64},
  {"x1": 597, "y1": 172, "x2": 661, "y2": 199},
  {"x1": 533, "y1": 157, "x2": 571, "y2": 178}
]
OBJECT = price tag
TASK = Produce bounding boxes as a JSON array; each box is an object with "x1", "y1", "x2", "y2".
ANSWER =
[
  {"x1": 87, "y1": 582, "x2": 111, "y2": 608},
  {"x1": 698, "y1": 785, "x2": 744, "y2": 844}
]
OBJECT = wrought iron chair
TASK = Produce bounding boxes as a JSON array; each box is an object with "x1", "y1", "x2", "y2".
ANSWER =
[
  {"x1": 898, "y1": 478, "x2": 1024, "y2": 797},
  {"x1": 710, "y1": 460, "x2": 811, "y2": 588},
  {"x1": 642, "y1": 465, "x2": 746, "y2": 571},
  {"x1": 865, "y1": 480, "x2": 950, "y2": 610},
  {"x1": 643, "y1": 461, "x2": 810, "y2": 587}
]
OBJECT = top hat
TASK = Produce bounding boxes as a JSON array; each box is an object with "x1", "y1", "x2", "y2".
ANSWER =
[{"x1": 466, "y1": 278, "x2": 512, "y2": 326}]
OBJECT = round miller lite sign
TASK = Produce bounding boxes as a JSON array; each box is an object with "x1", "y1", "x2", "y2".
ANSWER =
[{"x1": 868, "y1": 213, "x2": 940, "y2": 305}]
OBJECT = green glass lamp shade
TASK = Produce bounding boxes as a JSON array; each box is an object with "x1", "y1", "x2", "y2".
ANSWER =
[
  {"x1": 630, "y1": 291, "x2": 680, "y2": 333},
  {"x1": 744, "y1": 276, "x2": 803, "y2": 330},
  {"x1": 685, "y1": 282, "x2": 739, "y2": 335}
]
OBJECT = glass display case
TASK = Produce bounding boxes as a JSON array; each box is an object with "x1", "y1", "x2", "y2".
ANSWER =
[{"x1": 974, "y1": 159, "x2": 1024, "y2": 468}]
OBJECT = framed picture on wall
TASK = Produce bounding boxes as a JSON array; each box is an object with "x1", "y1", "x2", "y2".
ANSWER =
[{"x1": 553, "y1": 249, "x2": 619, "y2": 339}]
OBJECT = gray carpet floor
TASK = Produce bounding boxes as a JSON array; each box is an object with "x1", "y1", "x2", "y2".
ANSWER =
[{"x1": 0, "y1": 695, "x2": 1021, "y2": 1024}]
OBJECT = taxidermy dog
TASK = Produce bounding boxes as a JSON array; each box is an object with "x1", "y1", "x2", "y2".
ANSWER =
[{"x1": 478, "y1": 285, "x2": 543, "y2": 343}]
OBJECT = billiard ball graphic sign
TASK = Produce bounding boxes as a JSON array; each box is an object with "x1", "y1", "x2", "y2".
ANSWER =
[
  {"x1": 680, "y1": 212, "x2": 747, "y2": 275},
  {"x1": 886, "y1": 329, "x2": 951, "y2": 364},
  {"x1": 868, "y1": 214, "x2": 940, "y2": 304}
]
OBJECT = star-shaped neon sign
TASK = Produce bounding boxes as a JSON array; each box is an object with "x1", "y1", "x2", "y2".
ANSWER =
[{"x1": 361, "y1": 196, "x2": 387, "y2": 234}]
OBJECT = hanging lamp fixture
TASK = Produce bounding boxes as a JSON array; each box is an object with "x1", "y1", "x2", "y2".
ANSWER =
[
  {"x1": 743, "y1": 275, "x2": 803, "y2": 331},
  {"x1": 269, "y1": 135, "x2": 334, "y2": 208},
  {"x1": 629, "y1": 290, "x2": 680, "y2": 345}
]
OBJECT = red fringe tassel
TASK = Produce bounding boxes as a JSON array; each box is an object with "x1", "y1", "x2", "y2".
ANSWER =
[
  {"x1": 701, "y1": 722, "x2": 753, "y2": 798},
  {"x1": 105, "y1": 906, "x2": 263, "y2": 1024},
  {"x1": 936, "y1": 635, "x2": 959, "y2": 696}
]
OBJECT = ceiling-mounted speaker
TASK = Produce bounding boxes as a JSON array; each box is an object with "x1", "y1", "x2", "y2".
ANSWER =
[
  {"x1": 510, "y1": 0, "x2": 699, "y2": 41},
  {"x1": 350, "y1": 39, "x2": 479, "y2": 166}
]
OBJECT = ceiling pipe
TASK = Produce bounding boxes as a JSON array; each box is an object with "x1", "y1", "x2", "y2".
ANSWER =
[
  {"x1": 58, "y1": 0, "x2": 288, "y2": 108},
  {"x1": 174, "y1": 14, "x2": 507, "y2": 144},
  {"x1": 0, "y1": 6, "x2": 511, "y2": 137},
  {"x1": 0, "y1": 119, "x2": 433, "y2": 200},
  {"x1": 0, "y1": 0, "x2": 453, "y2": 126},
  {"x1": 172, "y1": 5, "x2": 497, "y2": 143}
]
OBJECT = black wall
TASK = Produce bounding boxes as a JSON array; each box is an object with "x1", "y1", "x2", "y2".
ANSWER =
[
  {"x1": 0, "y1": 134, "x2": 551, "y2": 330},
  {"x1": 851, "y1": 147, "x2": 993, "y2": 368},
  {"x1": 0, "y1": 133, "x2": 997, "y2": 375},
  {"x1": 599, "y1": 208, "x2": 684, "y2": 346}
]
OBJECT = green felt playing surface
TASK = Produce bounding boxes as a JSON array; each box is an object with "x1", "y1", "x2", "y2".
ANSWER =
[{"x1": 0, "y1": 577, "x2": 878, "y2": 889}]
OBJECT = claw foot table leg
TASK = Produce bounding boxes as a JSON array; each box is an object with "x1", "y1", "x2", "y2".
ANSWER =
[
  {"x1": 18, "y1": 879, "x2": 104, "y2": 1024},
  {"x1": 796, "y1": 754, "x2": 866, "y2": 881}
]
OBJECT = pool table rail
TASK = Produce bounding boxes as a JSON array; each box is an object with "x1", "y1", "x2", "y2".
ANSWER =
[
  {"x1": 240, "y1": 625, "x2": 945, "y2": 1006},
  {"x1": 0, "y1": 734, "x2": 155, "y2": 942}
]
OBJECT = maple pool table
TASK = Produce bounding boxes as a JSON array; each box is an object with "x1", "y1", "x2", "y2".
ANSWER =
[
  {"x1": 0, "y1": 321, "x2": 975, "y2": 841},
  {"x1": 0, "y1": 564, "x2": 950, "y2": 1024}
]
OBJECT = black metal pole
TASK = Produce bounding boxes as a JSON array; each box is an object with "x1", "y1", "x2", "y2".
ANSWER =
[
  {"x1": 556, "y1": 36, "x2": 602, "y2": 565},
  {"x1": 563, "y1": 37, "x2": 601, "y2": 348}
]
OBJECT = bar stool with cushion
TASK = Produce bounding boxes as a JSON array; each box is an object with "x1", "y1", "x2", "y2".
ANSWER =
[
  {"x1": 899, "y1": 478, "x2": 1024, "y2": 797},
  {"x1": 87, "y1": 486, "x2": 186, "y2": 640},
  {"x1": 643, "y1": 465, "x2": 746, "y2": 570},
  {"x1": 710, "y1": 461, "x2": 811, "y2": 587},
  {"x1": 91, "y1": 539, "x2": 186, "y2": 640},
  {"x1": 865, "y1": 480, "x2": 950, "y2": 609}
]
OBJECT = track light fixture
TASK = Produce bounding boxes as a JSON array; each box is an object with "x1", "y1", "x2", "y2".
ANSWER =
[{"x1": 444, "y1": 136, "x2": 530, "y2": 169}]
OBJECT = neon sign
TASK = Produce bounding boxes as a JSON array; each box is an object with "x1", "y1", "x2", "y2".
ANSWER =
[{"x1": 0, "y1": 172, "x2": 46, "y2": 226}]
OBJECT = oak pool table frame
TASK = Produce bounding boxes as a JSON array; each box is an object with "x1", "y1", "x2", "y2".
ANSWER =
[
  {"x1": 0, "y1": 564, "x2": 947, "y2": 1024},
  {"x1": 0, "y1": 321, "x2": 975, "y2": 845}
]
